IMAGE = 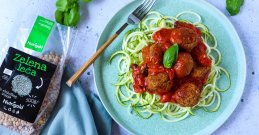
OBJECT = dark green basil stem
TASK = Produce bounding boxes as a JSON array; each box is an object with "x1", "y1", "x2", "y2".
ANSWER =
[
  {"x1": 226, "y1": 0, "x2": 244, "y2": 16},
  {"x1": 163, "y1": 44, "x2": 179, "y2": 68}
]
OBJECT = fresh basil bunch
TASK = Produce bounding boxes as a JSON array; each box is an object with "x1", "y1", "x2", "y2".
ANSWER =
[{"x1": 55, "y1": 0, "x2": 92, "y2": 26}]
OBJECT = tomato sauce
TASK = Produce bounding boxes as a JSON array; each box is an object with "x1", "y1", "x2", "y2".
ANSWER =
[{"x1": 132, "y1": 21, "x2": 212, "y2": 104}]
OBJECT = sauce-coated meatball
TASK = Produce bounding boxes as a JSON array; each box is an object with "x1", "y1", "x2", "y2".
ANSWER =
[
  {"x1": 146, "y1": 73, "x2": 172, "y2": 93},
  {"x1": 173, "y1": 83, "x2": 201, "y2": 107},
  {"x1": 191, "y1": 43, "x2": 212, "y2": 67},
  {"x1": 170, "y1": 27, "x2": 198, "y2": 52},
  {"x1": 152, "y1": 28, "x2": 172, "y2": 44},
  {"x1": 191, "y1": 66, "x2": 211, "y2": 79},
  {"x1": 173, "y1": 53, "x2": 194, "y2": 78},
  {"x1": 142, "y1": 44, "x2": 163, "y2": 66}
]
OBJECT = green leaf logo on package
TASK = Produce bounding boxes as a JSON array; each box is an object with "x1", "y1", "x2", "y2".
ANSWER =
[{"x1": 25, "y1": 16, "x2": 55, "y2": 52}]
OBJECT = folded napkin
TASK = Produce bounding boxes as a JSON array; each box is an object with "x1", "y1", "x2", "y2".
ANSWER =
[{"x1": 41, "y1": 69, "x2": 112, "y2": 135}]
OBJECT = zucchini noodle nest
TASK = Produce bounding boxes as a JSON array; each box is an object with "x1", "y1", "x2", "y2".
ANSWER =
[{"x1": 109, "y1": 11, "x2": 231, "y2": 122}]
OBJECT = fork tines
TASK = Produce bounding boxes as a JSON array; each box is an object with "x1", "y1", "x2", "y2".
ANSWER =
[{"x1": 133, "y1": 0, "x2": 157, "y2": 20}]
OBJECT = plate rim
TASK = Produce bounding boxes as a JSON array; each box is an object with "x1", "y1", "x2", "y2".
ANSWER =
[{"x1": 93, "y1": 0, "x2": 247, "y2": 134}]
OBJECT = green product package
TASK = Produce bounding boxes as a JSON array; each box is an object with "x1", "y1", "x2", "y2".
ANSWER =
[{"x1": 25, "y1": 16, "x2": 55, "y2": 52}]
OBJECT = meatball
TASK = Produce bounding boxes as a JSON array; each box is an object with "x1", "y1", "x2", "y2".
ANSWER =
[
  {"x1": 173, "y1": 53, "x2": 194, "y2": 78},
  {"x1": 152, "y1": 28, "x2": 172, "y2": 44},
  {"x1": 146, "y1": 73, "x2": 172, "y2": 93},
  {"x1": 190, "y1": 66, "x2": 211, "y2": 84},
  {"x1": 175, "y1": 21, "x2": 201, "y2": 37},
  {"x1": 142, "y1": 44, "x2": 163, "y2": 66},
  {"x1": 170, "y1": 27, "x2": 198, "y2": 52},
  {"x1": 173, "y1": 83, "x2": 201, "y2": 107},
  {"x1": 191, "y1": 43, "x2": 212, "y2": 67},
  {"x1": 190, "y1": 66, "x2": 211, "y2": 79}
]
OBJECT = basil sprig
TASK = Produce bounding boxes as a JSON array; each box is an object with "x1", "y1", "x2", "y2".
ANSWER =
[{"x1": 163, "y1": 44, "x2": 179, "y2": 69}]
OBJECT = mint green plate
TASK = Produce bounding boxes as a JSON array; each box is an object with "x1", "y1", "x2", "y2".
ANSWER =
[{"x1": 94, "y1": 0, "x2": 246, "y2": 134}]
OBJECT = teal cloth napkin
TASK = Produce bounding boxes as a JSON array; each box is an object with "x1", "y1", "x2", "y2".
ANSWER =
[
  {"x1": 41, "y1": 69, "x2": 112, "y2": 135},
  {"x1": 0, "y1": 69, "x2": 112, "y2": 135}
]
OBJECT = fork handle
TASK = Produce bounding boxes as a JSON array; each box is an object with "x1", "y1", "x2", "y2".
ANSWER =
[{"x1": 66, "y1": 23, "x2": 129, "y2": 87}]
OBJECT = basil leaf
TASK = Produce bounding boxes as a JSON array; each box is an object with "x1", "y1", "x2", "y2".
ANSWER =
[
  {"x1": 163, "y1": 44, "x2": 179, "y2": 68},
  {"x1": 55, "y1": 10, "x2": 64, "y2": 24},
  {"x1": 226, "y1": 0, "x2": 244, "y2": 16},
  {"x1": 56, "y1": 0, "x2": 69, "y2": 11},
  {"x1": 64, "y1": 5, "x2": 80, "y2": 26}
]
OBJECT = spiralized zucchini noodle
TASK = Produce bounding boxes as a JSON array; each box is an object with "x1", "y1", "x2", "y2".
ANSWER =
[{"x1": 109, "y1": 11, "x2": 231, "y2": 122}]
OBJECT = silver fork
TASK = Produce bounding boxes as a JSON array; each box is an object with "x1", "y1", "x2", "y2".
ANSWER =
[
  {"x1": 67, "y1": 0, "x2": 157, "y2": 87},
  {"x1": 117, "y1": 0, "x2": 157, "y2": 33}
]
